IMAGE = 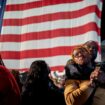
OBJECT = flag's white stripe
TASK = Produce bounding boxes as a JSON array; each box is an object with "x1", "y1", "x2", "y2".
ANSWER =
[
  {"x1": 4, "y1": 1, "x2": 102, "y2": 19},
  {"x1": 3, "y1": 55, "x2": 70, "y2": 69},
  {"x1": 7, "y1": 0, "x2": 41, "y2": 5},
  {"x1": 2, "y1": 13, "x2": 101, "y2": 35},
  {"x1": 3, "y1": 53, "x2": 101, "y2": 69},
  {"x1": 0, "y1": 32, "x2": 100, "y2": 51}
]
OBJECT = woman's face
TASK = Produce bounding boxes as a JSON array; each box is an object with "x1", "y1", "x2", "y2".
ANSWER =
[{"x1": 72, "y1": 48, "x2": 91, "y2": 65}]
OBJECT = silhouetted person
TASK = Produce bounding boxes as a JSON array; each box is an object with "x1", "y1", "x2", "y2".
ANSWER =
[
  {"x1": 11, "y1": 69, "x2": 23, "y2": 92},
  {"x1": 21, "y1": 60, "x2": 66, "y2": 105}
]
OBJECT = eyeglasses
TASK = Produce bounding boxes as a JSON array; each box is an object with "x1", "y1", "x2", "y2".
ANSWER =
[{"x1": 73, "y1": 49, "x2": 88, "y2": 58}]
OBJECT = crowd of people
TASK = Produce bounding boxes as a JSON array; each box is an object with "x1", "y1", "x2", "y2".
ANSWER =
[{"x1": 0, "y1": 40, "x2": 105, "y2": 105}]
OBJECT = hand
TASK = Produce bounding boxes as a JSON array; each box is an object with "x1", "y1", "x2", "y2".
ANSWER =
[
  {"x1": 90, "y1": 67, "x2": 101, "y2": 87},
  {"x1": 90, "y1": 67, "x2": 100, "y2": 81},
  {"x1": 49, "y1": 73, "x2": 65, "y2": 88}
]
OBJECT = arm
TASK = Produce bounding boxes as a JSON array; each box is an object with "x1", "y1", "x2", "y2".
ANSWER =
[{"x1": 64, "y1": 80, "x2": 94, "y2": 105}]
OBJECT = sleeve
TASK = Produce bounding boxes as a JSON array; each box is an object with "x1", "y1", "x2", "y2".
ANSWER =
[
  {"x1": 0, "y1": 76, "x2": 10, "y2": 92},
  {"x1": 64, "y1": 80, "x2": 94, "y2": 105},
  {"x1": 0, "y1": 75, "x2": 10, "y2": 104},
  {"x1": 0, "y1": 66, "x2": 11, "y2": 93}
]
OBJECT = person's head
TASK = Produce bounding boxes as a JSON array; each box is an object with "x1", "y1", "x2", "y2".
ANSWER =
[
  {"x1": 72, "y1": 46, "x2": 91, "y2": 65},
  {"x1": 83, "y1": 40, "x2": 98, "y2": 61},
  {"x1": 22, "y1": 60, "x2": 51, "y2": 99},
  {"x1": 28, "y1": 60, "x2": 50, "y2": 83}
]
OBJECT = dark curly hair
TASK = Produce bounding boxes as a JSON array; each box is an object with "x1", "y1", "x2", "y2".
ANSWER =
[
  {"x1": 21, "y1": 60, "x2": 51, "y2": 97},
  {"x1": 28, "y1": 60, "x2": 50, "y2": 81}
]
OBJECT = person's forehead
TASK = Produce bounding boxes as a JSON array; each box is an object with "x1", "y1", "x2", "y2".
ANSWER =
[
  {"x1": 84, "y1": 42, "x2": 97, "y2": 47},
  {"x1": 73, "y1": 48, "x2": 86, "y2": 53}
]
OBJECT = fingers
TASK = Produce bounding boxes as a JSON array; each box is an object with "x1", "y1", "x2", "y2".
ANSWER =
[
  {"x1": 91, "y1": 69, "x2": 101, "y2": 78},
  {"x1": 90, "y1": 70, "x2": 100, "y2": 84}
]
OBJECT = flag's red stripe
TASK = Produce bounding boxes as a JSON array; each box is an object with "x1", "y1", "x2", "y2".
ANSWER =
[
  {"x1": 1, "y1": 22, "x2": 100, "y2": 42},
  {"x1": 6, "y1": 0, "x2": 82, "y2": 11},
  {"x1": 3, "y1": 5, "x2": 101, "y2": 26},
  {"x1": 1, "y1": 44, "x2": 101, "y2": 59},
  {"x1": 50, "y1": 66, "x2": 65, "y2": 71},
  {"x1": 1, "y1": 46, "x2": 80, "y2": 59}
]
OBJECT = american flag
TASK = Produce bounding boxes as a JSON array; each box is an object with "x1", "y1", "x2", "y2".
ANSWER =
[{"x1": 0, "y1": 0, "x2": 103, "y2": 71}]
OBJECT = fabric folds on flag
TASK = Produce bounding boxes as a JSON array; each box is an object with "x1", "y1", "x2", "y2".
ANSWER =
[{"x1": 0, "y1": 0, "x2": 103, "y2": 71}]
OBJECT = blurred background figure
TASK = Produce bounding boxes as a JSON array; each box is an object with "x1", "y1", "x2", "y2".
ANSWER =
[
  {"x1": 0, "y1": 54, "x2": 5, "y2": 66},
  {"x1": 11, "y1": 69, "x2": 23, "y2": 92},
  {"x1": 19, "y1": 71, "x2": 28, "y2": 85}
]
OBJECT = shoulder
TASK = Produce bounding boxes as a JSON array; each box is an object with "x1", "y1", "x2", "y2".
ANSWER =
[
  {"x1": 65, "y1": 59, "x2": 76, "y2": 70},
  {"x1": 66, "y1": 59, "x2": 75, "y2": 65},
  {"x1": 65, "y1": 62, "x2": 78, "y2": 74},
  {"x1": 0, "y1": 65, "x2": 10, "y2": 75}
]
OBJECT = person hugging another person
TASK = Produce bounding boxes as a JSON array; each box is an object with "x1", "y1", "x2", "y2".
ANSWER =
[
  {"x1": 64, "y1": 46, "x2": 97, "y2": 105},
  {"x1": 83, "y1": 40, "x2": 105, "y2": 105}
]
